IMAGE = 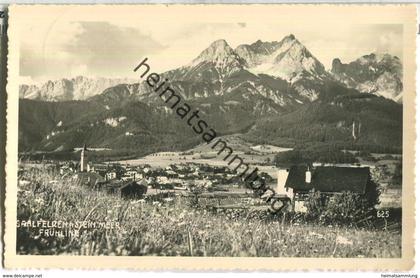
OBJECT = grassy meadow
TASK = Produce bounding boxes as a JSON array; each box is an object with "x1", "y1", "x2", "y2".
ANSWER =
[{"x1": 17, "y1": 168, "x2": 401, "y2": 257}]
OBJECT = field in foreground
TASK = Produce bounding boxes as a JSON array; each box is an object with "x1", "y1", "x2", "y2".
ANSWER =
[{"x1": 17, "y1": 171, "x2": 401, "y2": 257}]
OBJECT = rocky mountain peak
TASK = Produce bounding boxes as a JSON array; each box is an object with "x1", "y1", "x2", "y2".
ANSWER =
[
  {"x1": 242, "y1": 35, "x2": 327, "y2": 83},
  {"x1": 276, "y1": 34, "x2": 298, "y2": 48},
  {"x1": 211, "y1": 38, "x2": 229, "y2": 48},
  {"x1": 235, "y1": 35, "x2": 300, "y2": 67},
  {"x1": 181, "y1": 39, "x2": 248, "y2": 82},
  {"x1": 287, "y1": 34, "x2": 295, "y2": 40},
  {"x1": 331, "y1": 58, "x2": 343, "y2": 74},
  {"x1": 276, "y1": 40, "x2": 325, "y2": 74},
  {"x1": 331, "y1": 52, "x2": 403, "y2": 102},
  {"x1": 19, "y1": 36, "x2": 402, "y2": 105},
  {"x1": 249, "y1": 40, "x2": 281, "y2": 54},
  {"x1": 191, "y1": 39, "x2": 244, "y2": 67},
  {"x1": 19, "y1": 76, "x2": 138, "y2": 101},
  {"x1": 356, "y1": 53, "x2": 401, "y2": 76}
]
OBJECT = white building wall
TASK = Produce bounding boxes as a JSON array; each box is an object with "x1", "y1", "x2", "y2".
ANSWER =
[
  {"x1": 276, "y1": 169, "x2": 294, "y2": 199},
  {"x1": 294, "y1": 200, "x2": 308, "y2": 213},
  {"x1": 80, "y1": 149, "x2": 86, "y2": 172},
  {"x1": 106, "y1": 172, "x2": 117, "y2": 180}
]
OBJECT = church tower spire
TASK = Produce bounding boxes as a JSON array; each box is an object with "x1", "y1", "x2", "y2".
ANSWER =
[{"x1": 80, "y1": 144, "x2": 87, "y2": 172}]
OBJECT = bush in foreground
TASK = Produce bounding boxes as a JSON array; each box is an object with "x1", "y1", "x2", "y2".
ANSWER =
[{"x1": 305, "y1": 176, "x2": 380, "y2": 226}]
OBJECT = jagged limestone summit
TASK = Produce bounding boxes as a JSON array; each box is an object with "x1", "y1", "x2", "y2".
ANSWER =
[{"x1": 18, "y1": 34, "x2": 403, "y2": 155}]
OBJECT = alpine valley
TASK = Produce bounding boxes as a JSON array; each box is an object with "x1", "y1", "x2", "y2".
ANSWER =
[{"x1": 19, "y1": 34, "x2": 403, "y2": 160}]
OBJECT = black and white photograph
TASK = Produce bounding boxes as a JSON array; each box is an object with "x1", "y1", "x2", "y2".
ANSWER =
[{"x1": 4, "y1": 4, "x2": 416, "y2": 270}]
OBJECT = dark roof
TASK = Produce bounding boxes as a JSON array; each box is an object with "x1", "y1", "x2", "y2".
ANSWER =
[
  {"x1": 285, "y1": 166, "x2": 370, "y2": 194},
  {"x1": 120, "y1": 181, "x2": 147, "y2": 189},
  {"x1": 75, "y1": 172, "x2": 105, "y2": 184},
  {"x1": 102, "y1": 180, "x2": 124, "y2": 188},
  {"x1": 98, "y1": 180, "x2": 147, "y2": 190},
  {"x1": 285, "y1": 166, "x2": 306, "y2": 190}
]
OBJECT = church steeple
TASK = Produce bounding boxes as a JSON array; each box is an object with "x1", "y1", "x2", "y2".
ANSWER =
[{"x1": 80, "y1": 144, "x2": 87, "y2": 172}]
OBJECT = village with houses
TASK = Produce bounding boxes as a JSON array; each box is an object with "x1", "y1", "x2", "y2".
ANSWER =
[
  {"x1": 13, "y1": 14, "x2": 409, "y2": 258},
  {"x1": 19, "y1": 139, "x2": 402, "y2": 215}
]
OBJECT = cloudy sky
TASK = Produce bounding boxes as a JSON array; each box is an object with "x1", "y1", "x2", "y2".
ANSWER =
[{"x1": 17, "y1": 6, "x2": 403, "y2": 83}]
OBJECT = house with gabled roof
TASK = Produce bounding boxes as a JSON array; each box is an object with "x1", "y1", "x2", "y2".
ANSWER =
[
  {"x1": 95, "y1": 179, "x2": 148, "y2": 199},
  {"x1": 279, "y1": 165, "x2": 374, "y2": 212}
]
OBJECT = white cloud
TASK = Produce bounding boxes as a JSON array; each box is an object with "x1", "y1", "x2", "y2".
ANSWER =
[{"x1": 17, "y1": 6, "x2": 403, "y2": 81}]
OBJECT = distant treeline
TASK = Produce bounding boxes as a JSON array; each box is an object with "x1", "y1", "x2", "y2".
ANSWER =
[
  {"x1": 245, "y1": 135, "x2": 402, "y2": 155},
  {"x1": 18, "y1": 135, "x2": 202, "y2": 162},
  {"x1": 274, "y1": 146, "x2": 356, "y2": 167},
  {"x1": 273, "y1": 141, "x2": 401, "y2": 167}
]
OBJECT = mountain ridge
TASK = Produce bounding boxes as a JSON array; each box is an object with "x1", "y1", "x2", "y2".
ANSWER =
[
  {"x1": 19, "y1": 36, "x2": 403, "y2": 103},
  {"x1": 19, "y1": 76, "x2": 138, "y2": 101},
  {"x1": 331, "y1": 53, "x2": 402, "y2": 102},
  {"x1": 18, "y1": 34, "x2": 403, "y2": 156}
]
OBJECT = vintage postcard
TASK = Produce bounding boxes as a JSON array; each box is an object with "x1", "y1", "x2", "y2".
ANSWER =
[{"x1": 4, "y1": 4, "x2": 416, "y2": 270}]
